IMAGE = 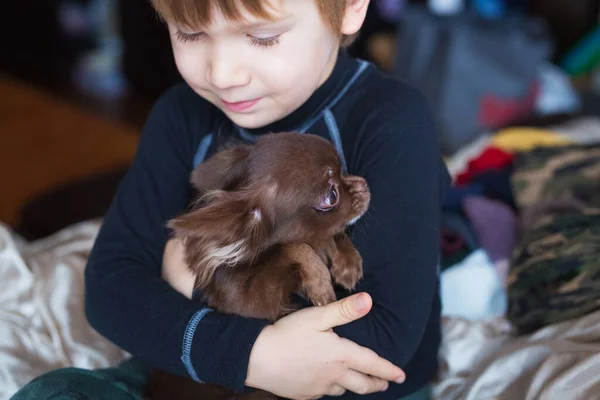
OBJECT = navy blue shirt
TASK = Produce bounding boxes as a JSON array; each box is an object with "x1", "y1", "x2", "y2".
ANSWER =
[{"x1": 84, "y1": 50, "x2": 450, "y2": 399}]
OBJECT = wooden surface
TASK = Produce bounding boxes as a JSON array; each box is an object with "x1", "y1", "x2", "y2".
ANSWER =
[{"x1": 0, "y1": 75, "x2": 140, "y2": 227}]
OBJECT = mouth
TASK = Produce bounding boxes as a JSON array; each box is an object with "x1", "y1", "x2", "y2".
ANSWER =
[
  {"x1": 348, "y1": 199, "x2": 369, "y2": 226},
  {"x1": 221, "y1": 98, "x2": 262, "y2": 113}
]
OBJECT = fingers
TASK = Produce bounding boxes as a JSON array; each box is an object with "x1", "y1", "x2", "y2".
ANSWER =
[
  {"x1": 327, "y1": 385, "x2": 346, "y2": 397},
  {"x1": 313, "y1": 292, "x2": 373, "y2": 331},
  {"x1": 341, "y1": 338, "x2": 406, "y2": 383},
  {"x1": 337, "y1": 369, "x2": 389, "y2": 395}
]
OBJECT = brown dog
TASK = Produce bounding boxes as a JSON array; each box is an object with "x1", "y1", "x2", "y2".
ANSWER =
[{"x1": 145, "y1": 132, "x2": 371, "y2": 400}]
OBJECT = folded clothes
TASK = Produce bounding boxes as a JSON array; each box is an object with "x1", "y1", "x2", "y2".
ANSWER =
[
  {"x1": 442, "y1": 183, "x2": 485, "y2": 212},
  {"x1": 552, "y1": 117, "x2": 600, "y2": 145},
  {"x1": 470, "y1": 167, "x2": 517, "y2": 211},
  {"x1": 443, "y1": 167, "x2": 516, "y2": 213},
  {"x1": 490, "y1": 127, "x2": 573, "y2": 152},
  {"x1": 441, "y1": 249, "x2": 508, "y2": 321},
  {"x1": 456, "y1": 147, "x2": 515, "y2": 185},
  {"x1": 462, "y1": 196, "x2": 517, "y2": 264},
  {"x1": 445, "y1": 119, "x2": 598, "y2": 184},
  {"x1": 445, "y1": 134, "x2": 493, "y2": 181},
  {"x1": 440, "y1": 211, "x2": 479, "y2": 269},
  {"x1": 507, "y1": 143, "x2": 600, "y2": 334},
  {"x1": 442, "y1": 247, "x2": 473, "y2": 271}
]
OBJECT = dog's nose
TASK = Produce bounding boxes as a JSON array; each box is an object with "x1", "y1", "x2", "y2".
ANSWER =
[{"x1": 345, "y1": 176, "x2": 369, "y2": 194}]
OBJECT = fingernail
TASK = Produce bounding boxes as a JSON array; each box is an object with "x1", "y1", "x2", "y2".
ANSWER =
[
  {"x1": 355, "y1": 293, "x2": 368, "y2": 310},
  {"x1": 395, "y1": 375, "x2": 406, "y2": 384},
  {"x1": 380, "y1": 383, "x2": 389, "y2": 392}
]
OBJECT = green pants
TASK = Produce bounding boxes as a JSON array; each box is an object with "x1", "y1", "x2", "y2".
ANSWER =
[
  {"x1": 10, "y1": 358, "x2": 431, "y2": 400},
  {"x1": 10, "y1": 359, "x2": 150, "y2": 400}
]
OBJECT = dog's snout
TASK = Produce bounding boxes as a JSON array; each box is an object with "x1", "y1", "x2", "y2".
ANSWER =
[
  {"x1": 344, "y1": 176, "x2": 369, "y2": 194},
  {"x1": 356, "y1": 179, "x2": 368, "y2": 193}
]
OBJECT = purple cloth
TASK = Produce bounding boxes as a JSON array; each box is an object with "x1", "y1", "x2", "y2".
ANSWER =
[{"x1": 462, "y1": 196, "x2": 517, "y2": 263}]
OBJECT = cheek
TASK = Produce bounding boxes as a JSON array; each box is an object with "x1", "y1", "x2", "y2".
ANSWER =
[
  {"x1": 341, "y1": 194, "x2": 354, "y2": 213},
  {"x1": 289, "y1": 211, "x2": 320, "y2": 235},
  {"x1": 261, "y1": 32, "x2": 336, "y2": 94},
  {"x1": 172, "y1": 46, "x2": 208, "y2": 87},
  {"x1": 259, "y1": 51, "x2": 310, "y2": 93},
  {"x1": 310, "y1": 214, "x2": 337, "y2": 233}
]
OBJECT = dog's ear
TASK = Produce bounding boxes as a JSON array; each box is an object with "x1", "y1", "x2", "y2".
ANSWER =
[
  {"x1": 167, "y1": 192, "x2": 271, "y2": 287},
  {"x1": 191, "y1": 144, "x2": 252, "y2": 191}
]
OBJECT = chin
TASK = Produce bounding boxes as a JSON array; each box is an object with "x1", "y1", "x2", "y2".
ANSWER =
[{"x1": 225, "y1": 112, "x2": 279, "y2": 130}]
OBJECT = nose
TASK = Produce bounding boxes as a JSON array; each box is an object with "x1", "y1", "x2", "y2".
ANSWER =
[{"x1": 206, "y1": 44, "x2": 250, "y2": 90}]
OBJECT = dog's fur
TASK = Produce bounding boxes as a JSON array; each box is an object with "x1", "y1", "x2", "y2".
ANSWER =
[{"x1": 145, "y1": 132, "x2": 371, "y2": 400}]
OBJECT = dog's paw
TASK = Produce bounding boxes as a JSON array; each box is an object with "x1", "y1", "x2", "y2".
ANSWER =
[
  {"x1": 303, "y1": 272, "x2": 336, "y2": 306},
  {"x1": 330, "y1": 250, "x2": 363, "y2": 291},
  {"x1": 308, "y1": 283, "x2": 337, "y2": 307}
]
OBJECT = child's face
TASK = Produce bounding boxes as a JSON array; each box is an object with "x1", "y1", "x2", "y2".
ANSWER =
[{"x1": 167, "y1": 0, "x2": 341, "y2": 129}]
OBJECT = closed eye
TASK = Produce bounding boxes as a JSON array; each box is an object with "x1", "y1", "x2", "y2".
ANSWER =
[
  {"x1": 174, "y1": 30, "x2": 206, "y2": 44},
  {"x1": 248, "y1": 34, "x2": 281, "y2": 47}
]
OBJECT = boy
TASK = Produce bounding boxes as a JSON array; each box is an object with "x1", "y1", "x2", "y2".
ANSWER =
[{"x1": 12, "y1": 1, "x2": 449, "y2": 399}]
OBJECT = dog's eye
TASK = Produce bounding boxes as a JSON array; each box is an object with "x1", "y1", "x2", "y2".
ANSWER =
[
  {"x1": 327, "y1": 185, "x2": 338, "y2": 206},
  {"x1": 315, "y1": 184, "x2": 339, "y2": 212}
]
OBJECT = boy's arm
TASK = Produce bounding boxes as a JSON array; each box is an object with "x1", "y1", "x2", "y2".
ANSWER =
[
  {"x1": 333, "y1": 86, "x2": 448, "y2": 394},
  {"x1": 84, "y1": 86, "x2": 269, "y2": 392}
]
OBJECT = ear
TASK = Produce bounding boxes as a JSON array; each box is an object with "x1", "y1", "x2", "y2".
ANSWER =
[
  {"x1": 191, "y1": 144, "x2": 252, "y2": 191},
  {"x1": 167, "y1": 193, "x2": 270, "y2": 287},
  {"x1": 340, "y1": 0, "x2": 370, "y2": 37}
]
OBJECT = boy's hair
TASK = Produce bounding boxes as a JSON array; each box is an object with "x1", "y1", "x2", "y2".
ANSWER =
[{"x1": 151, "y1": 0, "x2": 357, "y2": 47}]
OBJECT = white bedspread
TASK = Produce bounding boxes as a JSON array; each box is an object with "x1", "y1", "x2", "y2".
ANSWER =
[
  {"x1": 2, "y1": 219, "x2": 600, "y2": 400},
  {"x1": 0, "y1": 221, "x2": 127, "y2": 400}
]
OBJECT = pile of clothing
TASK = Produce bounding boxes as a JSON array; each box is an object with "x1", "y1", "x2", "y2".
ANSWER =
[
  {"x1": 440, "y1": 117, "x2": 600, "y2": 332},
  {"x1": 432, "y1": 117, "x2": 600, "y2": 399}
]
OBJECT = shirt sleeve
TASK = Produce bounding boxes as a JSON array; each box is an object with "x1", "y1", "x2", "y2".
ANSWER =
[
  {"x1": 333, "y1": 87, "x2": 446, "y2": 395},
  {"x1": 84, "y1": 85, "x2": 269, "y2": 392}
]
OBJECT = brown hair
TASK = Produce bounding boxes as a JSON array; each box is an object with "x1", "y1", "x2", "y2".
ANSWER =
[{"x1": 151, "y1": 0, "x2": 357, "y2": 47}]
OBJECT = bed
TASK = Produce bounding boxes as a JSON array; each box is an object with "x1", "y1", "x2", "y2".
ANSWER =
[
  {"x1": 0, "y1": 221, "x2": 128, "y2": 399},
  {"x1": 3, "y1": 117, "x2": 600, "y2": 400}
]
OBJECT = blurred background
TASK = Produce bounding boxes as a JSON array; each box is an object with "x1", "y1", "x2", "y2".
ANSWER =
[
  {"x1": 2, "y1": 1, "x2": 600, "y2": 398},
  {"x1": 1, "y1": 0, "x2": 599, "y2": 240}
]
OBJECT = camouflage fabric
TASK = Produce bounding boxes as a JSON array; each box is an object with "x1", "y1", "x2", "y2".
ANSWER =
[{"x1": 507, "y1": 143, "x2": 600, "y2": 334}]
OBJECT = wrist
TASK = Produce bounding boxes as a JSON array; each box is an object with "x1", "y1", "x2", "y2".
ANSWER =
[{"x1": 245, "y1": 324, "x2": 276, "y2": 389}]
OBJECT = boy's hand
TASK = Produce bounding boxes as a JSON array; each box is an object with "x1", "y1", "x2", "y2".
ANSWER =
[
  {"x1": 163, "y1": 240, "x2": 406, "y2": 398},
  {"x1": 246, "y1": 293, "x2": 406, "y2": 399},
  {"x1": 162, "y1": 239, "x2": 195, "y2": 298}
]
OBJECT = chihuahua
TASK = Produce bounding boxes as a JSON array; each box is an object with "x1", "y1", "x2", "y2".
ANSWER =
[{"x1": 146, "y1": 132, "x2": 371, "y2": 400}]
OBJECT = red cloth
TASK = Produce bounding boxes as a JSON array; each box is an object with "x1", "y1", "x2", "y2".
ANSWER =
[
  {"x1": 477, "y1": 81, "x2": 540, "y2": 128},
  {"x1": 456, "y1": 146, "x2": 515, "y2": 185}
]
